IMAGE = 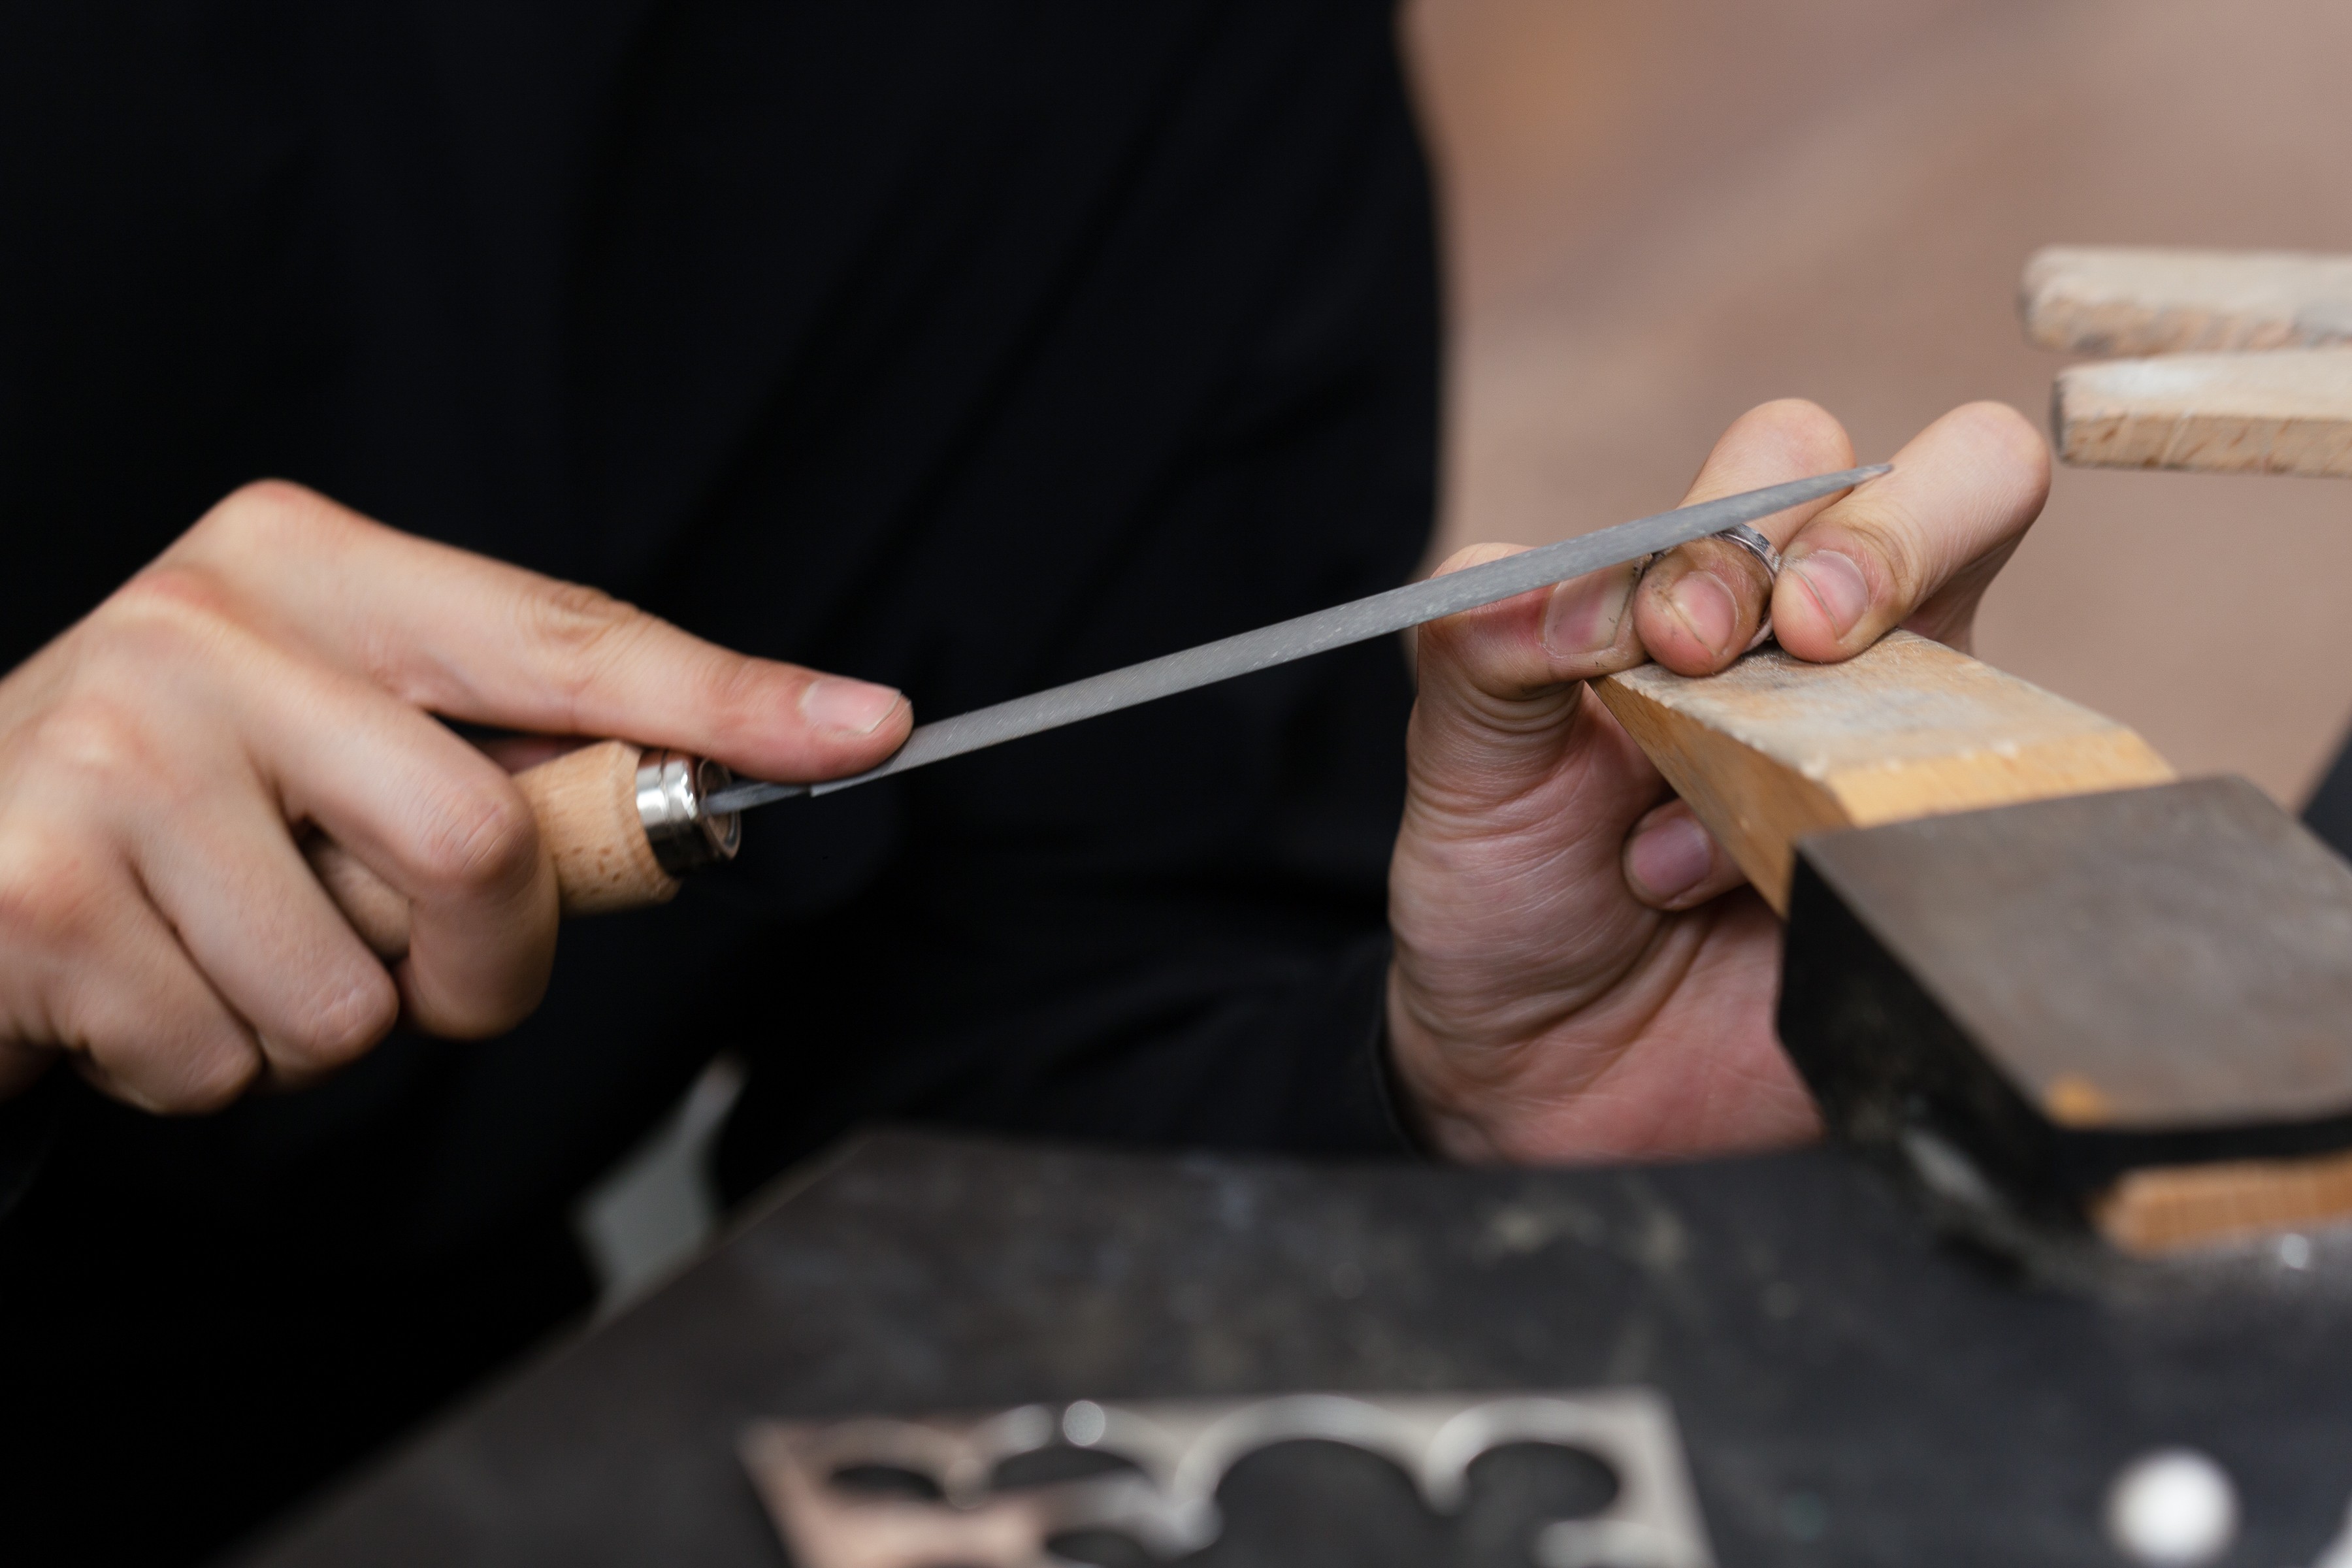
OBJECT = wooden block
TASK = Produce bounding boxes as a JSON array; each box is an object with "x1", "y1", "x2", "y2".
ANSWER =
[
  {"x1": 2022, "y1": 244, "x2": 2352, "y2": 355},
  {"x1": 1593, "y1": 631, "x2": 2175, "y2": 912},
  {"x1": 1622, "y1": 636, "x2": 2352, "y2": 1256},
  {"x1": 1782, "y1": 779, "x2": 2352, "y2": 1256},
  {"x1": 2053, "y1": 348, "x2": 2352, "y2": 478},
  {"x1": 2094, "y1": 1149, "x2": 2352, "y2": 1257}
]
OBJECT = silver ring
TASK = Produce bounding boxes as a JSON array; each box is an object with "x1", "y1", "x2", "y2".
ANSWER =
[
  {"x1": 1713, "y1": 521, "x2": 1782, "y2": 581},
  {"x1": 1716, "y1": 522, "x2": 1782, "y2": 651}
]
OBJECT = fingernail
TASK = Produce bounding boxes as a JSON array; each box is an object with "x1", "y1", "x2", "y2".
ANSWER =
[
  {"x1": 800, "y1": 676, "x2": 903, "y2": 736},
  {"x1": 1786, "y1": 549, "x2": 1870, "y2": 638},
  {"x1": 1665, "y1": 572, "x2": 1739, "y2": 659},
  {"x1": 1626, "y1": 813, "x2": 1714, "y2": 903},
  {"x1": 1542, "y1": 568, "x2": 1635, "y2": 656}
]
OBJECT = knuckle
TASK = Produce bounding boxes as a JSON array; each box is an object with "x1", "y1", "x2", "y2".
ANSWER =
[
  {"x1": 153, "y1": 1036, "x2": 263, "y2": 1115},
  {"x1": 89, "y1": 1019, "x2": 261, "y2": 1115},
  {"x1": 0, "y1": 834, "x2": 112, "y2": 958},
  {"x1": 515, "y1": 581, "x2": 647, "y2": 718},
  {"x1": 412, "y1": 777, "x2": 541, "y2": 897},
  {"x1": 280, "y1": 972, "x2": 399, "y2": 1070},
  {"x1": 103, "y1": 561, "x2": 242, "y2": 643},
  {"x1": 1863, "y1": 521, "x2": 1931, "y2": 604},
  {"x1": 189, "y1": 479, "x2": 343, "y2": 557},
  {"x1": 90, "y1": 564, "x2": 282, "y2": 694},
  {"x1": 22, "y1": 697, "x2": 159, "y2": 798},
  {"x1": 702, "y1": 653, "x2": 785, "y2": 740}
]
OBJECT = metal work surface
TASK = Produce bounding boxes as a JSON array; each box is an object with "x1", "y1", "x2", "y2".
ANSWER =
[{"x1": 242, "y1": 1131, "x2": 2352, "y2": 1566}]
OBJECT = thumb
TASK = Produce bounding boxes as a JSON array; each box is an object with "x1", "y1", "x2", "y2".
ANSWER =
[
  {"x1": 1407, "y1": 544, "x2": 1648, "y2": 813},
  {"x1": 171, "y1": 482, "x2": 913, "y2": 782}
]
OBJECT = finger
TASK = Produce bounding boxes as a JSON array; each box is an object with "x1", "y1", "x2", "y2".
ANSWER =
[
  {"x1": 1633, "y1": 400, "x2": 1860, "y2": 675},
  {"x1": 165, "y1": 482, "x2": 913, "y2": 783},
  {"x1": 1407, "y1": 545, "x2": 1645, "y2": 807},
  {"x1": 1771, "y1": 401, "x2": 2049, "y2": 662},
  {"x1": 1426, "y1": 541, "x2": 1652, "y2": 687},
  {"x1": 129, "y1": 779, "x2": 399, "y2": 1086},
  {"x1": 233, "y1": 652, "x2": 560, "y2": 1040},
  {"x1": 74, "y1": 591, "x2": 557, "y2": 1041},
  {"x1": 0, "y1": 828, "x2": 263, "y2": 1113},
  {"x1": 1621, "y1": 798, "x2": 1748, "y2": 911}
]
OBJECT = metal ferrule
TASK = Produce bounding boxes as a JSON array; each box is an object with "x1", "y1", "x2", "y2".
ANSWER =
[{"x1": 634, "y1": 749, "x2": 743, "y2": 875}]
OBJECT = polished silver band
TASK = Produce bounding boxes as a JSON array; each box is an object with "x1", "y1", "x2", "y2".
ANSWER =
[
  {"x1": 1713, "y1": 521, "x2": 1782, "y2": 581},
  {"x1": 1632, "y1": 522, "x2": 1782, "y2": 584},
  {"x1": 635, "y1": 749, "x2": 744, "y2": 875},
  {"x1": 1716, "y1": 522, "x2": 1782, "y2": 649}
]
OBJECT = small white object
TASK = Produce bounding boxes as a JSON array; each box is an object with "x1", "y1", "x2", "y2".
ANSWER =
[
  {"x1": 1062, "y1": 1399, "x2": 1108, "y2": 1448},
  {"x1": 2104, "y1": 1448, "x2": 2239, "y2": 1566},
  {"x1": 2278, "y1": 1232, "x2": 2314, "y2": 1270}
]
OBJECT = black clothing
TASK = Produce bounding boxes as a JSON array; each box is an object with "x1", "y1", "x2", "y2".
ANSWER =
[
  {"x1": 0, "y1": 0, "x2": 1436, "y2": 1561},
  {"x1": 2304, "y1": 730, "x2": 2352, "y2": 859}
]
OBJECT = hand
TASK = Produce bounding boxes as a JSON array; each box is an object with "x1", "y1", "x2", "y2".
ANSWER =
[
  {"x1": 1384, "y1": 399, "x2": 2049, "y2": 1162},
  {"x1": 0, "y1": 482, "x2": 911, "y2": 1111}
]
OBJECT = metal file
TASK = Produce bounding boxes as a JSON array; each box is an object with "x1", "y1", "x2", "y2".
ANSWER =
[{"x1": 703, "y1": 465, "x2": 1888, "y2": 814}]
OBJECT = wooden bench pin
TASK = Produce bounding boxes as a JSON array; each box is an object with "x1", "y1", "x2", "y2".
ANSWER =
[
  {"x1": 1600, "y1": 636, "x2": 2352, "y2": 1258},
  {"x1": 2024, "y1": 244, "x2": 2352, "y2": 478}
]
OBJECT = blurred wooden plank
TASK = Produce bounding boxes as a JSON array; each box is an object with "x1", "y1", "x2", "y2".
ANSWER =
[
  {"x1": 2023, "y1": 245, "x2": 2352, "y2": 355},
  {"x1": 2095, "y1": 1147, "x2": 2352, "y2": 1256},
  {"x1": 2054, "y1": 348, "x2": 2352, "y2": 477},
  {"x1": 1593, "y1": 631, "x2": 2175, "y2": 912}
]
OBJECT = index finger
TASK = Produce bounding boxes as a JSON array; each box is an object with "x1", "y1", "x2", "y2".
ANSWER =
[
  {"x1": 166, "y1": 483, "x2": 912, "y2": 783},
  {"x1": 1770, "y1": 402, "x2": 2050, "y2": 664}
]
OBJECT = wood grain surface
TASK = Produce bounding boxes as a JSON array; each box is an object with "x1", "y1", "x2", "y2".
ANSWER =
[
  {"x1": 2023, "y1": 244, "x2": 2352, "y2": 356},
  {"x1": 1594, "y1": 631, "x2": 2176, "y2": 911},
  {"x1": 2053, "y1": 348, "x2": 2352, "y2": 478}
]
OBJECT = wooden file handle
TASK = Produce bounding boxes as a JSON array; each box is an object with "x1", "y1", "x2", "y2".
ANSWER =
[{"x1": 304, "y1": 740, "x2": 736, "y2": 960}]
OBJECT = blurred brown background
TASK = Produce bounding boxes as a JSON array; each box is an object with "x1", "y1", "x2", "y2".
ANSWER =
[{"x1": 1405, "y1": 0, "x2": 2352, "y2": 802}]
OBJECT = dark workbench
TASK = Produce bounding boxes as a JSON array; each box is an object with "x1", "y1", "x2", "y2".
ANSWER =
[{"x1": 239, "y1": 1130, "x2": 2352, "y2": 1566}]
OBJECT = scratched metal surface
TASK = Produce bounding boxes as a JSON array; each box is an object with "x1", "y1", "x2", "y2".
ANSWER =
[{"x1": 240, "y1": 1130, "x2": 2352, "y2": 1567}]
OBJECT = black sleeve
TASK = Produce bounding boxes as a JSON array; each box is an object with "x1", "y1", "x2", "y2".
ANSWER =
[
  {"x1": 0, "y1": 1, "x2": 1437, "y2": 1554},
  {"x1": 0, "y1": 0, "x2": 1440, "y2": 1231},
  {"x1": 2304, "y1": 722, "x2": 2352, "y2": 858},
  {"x1": 587, "y1": 0, "x2": 1446, "y2": 1191}
]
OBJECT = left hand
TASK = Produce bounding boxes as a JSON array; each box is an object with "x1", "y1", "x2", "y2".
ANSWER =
[{"x1": 1384, "y1": 398, "x2": 2050, "y2": 1162}]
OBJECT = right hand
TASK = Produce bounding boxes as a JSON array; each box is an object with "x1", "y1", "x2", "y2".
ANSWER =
[{"x1": 0, "y1": 482, "x2": 911, "y2": 1113}]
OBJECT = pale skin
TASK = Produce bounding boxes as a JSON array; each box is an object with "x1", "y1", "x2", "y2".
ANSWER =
[
  {"x1": 1386, "y1": 396, "x2": 2049, "y2": 1162},
  {"x1": 0, "y1": 481, "x2": 912, "y2": 1110},
  {"x1": 0, "y1": 398, "x2": 2048, "y2": 1168}
]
